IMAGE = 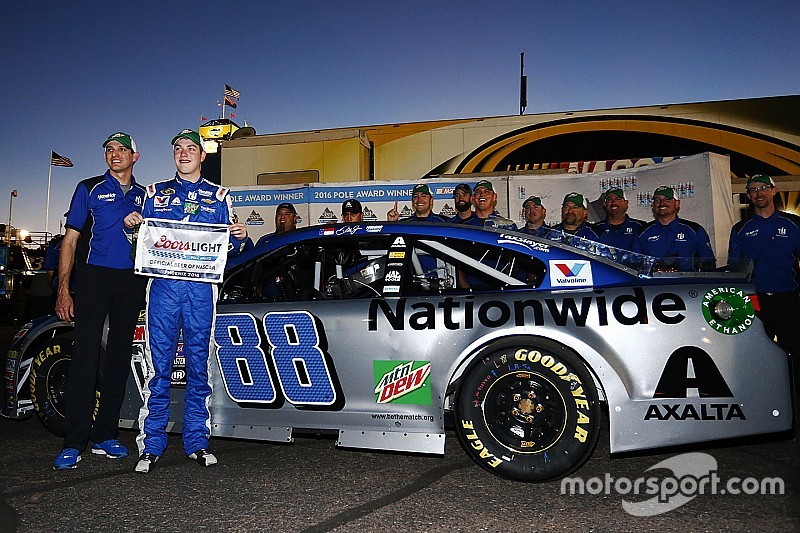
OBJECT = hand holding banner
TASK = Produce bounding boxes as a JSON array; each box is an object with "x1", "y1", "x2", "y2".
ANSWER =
[{"x1": 134, "y1": 219, "x2": 230, "y2": 283}]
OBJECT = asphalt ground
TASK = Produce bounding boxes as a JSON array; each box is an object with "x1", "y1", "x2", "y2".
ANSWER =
[{"x1": 1, "y1": 326, "x2": 798, "y2": 532}]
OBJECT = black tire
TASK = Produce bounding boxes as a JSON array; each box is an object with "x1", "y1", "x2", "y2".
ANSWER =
[
  {"x1": 28, "y1": 335, "x2": 73, "y2": 437},
  {"x1": 454, "y1": 337, "x2": 601, "y2": 482}
]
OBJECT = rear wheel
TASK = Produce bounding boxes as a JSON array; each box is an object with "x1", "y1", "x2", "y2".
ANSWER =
[
  {"x1": 454, "y1": 338, "x2": 600, "y2": 482},
  {"x1": 29, "y1": 335, "x2": 74, "y2": 436}
]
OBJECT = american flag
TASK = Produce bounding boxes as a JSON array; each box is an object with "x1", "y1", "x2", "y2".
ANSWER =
[
  {"x1": 51, "y1": 151, "x2": 74, "y2": 167},
  {"x1": 224, "y1": 96, "x2": 238, "y2": 109},
  {"x1": 224, "y1": 84, "x2": 240, "y2": 100}
]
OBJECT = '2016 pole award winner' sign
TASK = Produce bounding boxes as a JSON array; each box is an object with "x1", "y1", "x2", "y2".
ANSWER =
[{"x1": 134, "y1": 219, "x2": 230, "y2": 283}]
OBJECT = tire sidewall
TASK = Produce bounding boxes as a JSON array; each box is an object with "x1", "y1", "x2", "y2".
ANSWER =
[
  {"x1": 29, "y1": 337, "x2": 73, "y2": 437},
  {"x1": 455, "y1": 337, "x2": 600, "y2": 482}
]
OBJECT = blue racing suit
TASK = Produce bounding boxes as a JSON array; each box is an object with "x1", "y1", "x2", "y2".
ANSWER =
[{"x1": 136, "y1": 175, "x2": 247, "y2": 458}]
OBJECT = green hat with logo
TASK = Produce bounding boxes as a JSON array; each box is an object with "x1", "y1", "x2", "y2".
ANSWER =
[
  {"x1": 653, "y1": 185, "x2": 675, "y2": 199},
  {"x1": 102, "y1": 131, "x2": 137, "y2": 152},
  {"x1": 474, "y1": 179, "x2": 494, "y2": 192},
  {"x1": 604, "y1": 187, "x2": 625, "y2": 200},
  {"x1": 562, "y1": 192, "x2": 587, "y2": 209},
  {"x1": 523, "y1": 195, "x2": 542, "y2": 208},
  {"x1": 745, "y1": 174, "x2": 775, "y2": 189},
  {"x1": 171, "y1": 129, "x2": 204, "y2": 152},
  {"x1": 412, "y1": 183, "x2": 432, "y2": 196}
]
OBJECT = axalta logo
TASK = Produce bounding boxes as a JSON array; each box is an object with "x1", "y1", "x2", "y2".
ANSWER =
[
  {"x1": 373, "y1": 360, "x2": 432, "y2": 404},
  {"x1": 549, "y1": 260, "x2": 593, "y2": 287}
]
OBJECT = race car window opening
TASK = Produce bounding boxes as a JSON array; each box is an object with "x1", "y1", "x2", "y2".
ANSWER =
[{"x1": 406, "y1": 238, "x2": 545, "y2": 294}]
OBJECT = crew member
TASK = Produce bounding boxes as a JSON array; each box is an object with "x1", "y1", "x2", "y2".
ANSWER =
[
  {"x1": 595, "y1": 187, "x2": 645, "y2": 251},
  {"x1": 341, "y1": 199, "x2": 363, "y2": 223},
  {"x1": 387, "y1": 183, "x2": 446, "y2": 222},
  {"x1": 53, "y1": 132, "x2": 147, "y2": 470},
  {"x1": 447, "y1": 183, "x2": 478, "y2": 223},
  {"x1": 728, "y1": 174, "x2": 800, "y2": 394},
  {"x1": 126, "y1": 129, "x2": 248, "y2": 473},
  {"x1": 251, "y1": 202, "x2": 298, "y2": 248},
  {"x1": 470, "y1": 180, "x2": 518, "y2": 230},
  {"x1": 546, "y1": 192, "x2": 600, "y2": 248},
  {"x1": 634, "y1": 185, "x2": 715, "y2": 271},
  {"x1": 519, "y1": 195, "x2": 549, "y2": 237}
]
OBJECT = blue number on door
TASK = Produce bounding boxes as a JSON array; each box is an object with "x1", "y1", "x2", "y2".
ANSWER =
[{"x1": 215, "y1": 313, "x2": 277, "y2": 404}]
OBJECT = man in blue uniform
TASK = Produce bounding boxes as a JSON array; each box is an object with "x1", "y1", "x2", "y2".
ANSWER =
[
  {"x1": 125, "y1": 129, "x2": 248, "y2": 473},
  {"x1": 634, "y1": 185, "x2": 715, "y2": 272},
  {"x1": 546, "y1": 193, "x2": 600, "y2": 250},
  {"x1": 468, "y1": 180, "x2": 518, "y2": 230},
  {"x1": 447, "y1": 183, "x2": 478, "y2": 224},
  {"x1": 250, "y1": 202, "x2": 299, "y2": 248},
  {"x1": 729, "y1": 174, "x2": 800, "y2": 394},
  {"x1": 519, "y1": 195, "x2": 549, "y2": 237},
  {"x1": 595, "y1": 188, "x2": 645, "y2": 251},
  {"x1": 387, "y1": 183, "x2": 446, "y2": 222},
  {"x1": 53, "y1": 132, "x2": 147, "y2": 470}
]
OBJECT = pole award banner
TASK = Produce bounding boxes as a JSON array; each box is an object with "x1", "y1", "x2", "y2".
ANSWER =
[{"x1": 134, "y1": 219, "x2": 229, "y2": 283}]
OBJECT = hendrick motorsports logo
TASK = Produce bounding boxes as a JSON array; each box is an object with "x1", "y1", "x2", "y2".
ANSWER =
[
  {"x1": 561, "y1": 452, "x2": 784, "y2": 516},
  {"x1": 701, "y1": 287, "x2": 755, "y2": 335},
  {"x1": 373, "y1": 360, "x2": 432, "y2": 404},
  {"x1": 549, "y1": 260, "x2": 593, "y2": 287}
]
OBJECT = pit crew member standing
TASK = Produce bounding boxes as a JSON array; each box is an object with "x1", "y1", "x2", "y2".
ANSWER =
[
  {"x1": 125, "y1": 129, "x2": 248, "y2": 473},
  {"x1": 595, "y1": 187, "x2": 645, "y2": 251},
  {"x1": 341, "y1": 198, "x2": 363, "y2": 223},
  {"x1": 447, "y1": 183, "x2": 478, "y2": 224},
  {"x1": 634, "y1": 185, "x2": 716, "y2": 271},
  {"x1": 728, "y1": 174, "x2": 800, "y2": 394},
  {"x1": 249, "y1": 202, "x2": 299, "y2": 248},
  {"x1": 53, "y1": 132, "x2": 147, "y2": 470},
  {"x1": 519, "y1": 195, "x2": 549, "y2": 237},
  {"x1": 387, "y1": 184, "x2": 446, "y2": 222},
  {"x1": 470, "y1": 180, "x2": 518, "y2": 230},
  {"x1": 546, "y1": 193, "x2": 600, "y2": 249}
]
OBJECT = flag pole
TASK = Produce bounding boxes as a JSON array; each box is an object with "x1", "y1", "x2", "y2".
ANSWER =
[{"x1": 45, "y1": 154, "x2": 53, "y2": 235}]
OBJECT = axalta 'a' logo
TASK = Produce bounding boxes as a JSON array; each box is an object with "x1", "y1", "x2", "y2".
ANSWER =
[
  {"x1": 549, "y1": 260, "x2": 593, "y2": 287},
  {"x1": 373, "y1": 361, "x2": 432, "y2": 404}
]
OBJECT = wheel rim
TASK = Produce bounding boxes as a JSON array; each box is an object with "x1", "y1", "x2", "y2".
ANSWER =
[
  {"x1": 482, "y1": 371, "x2": 567, "y2": 454},
  {"x1": 45, "y1": 359, "x2": 70, "y2": 418}
]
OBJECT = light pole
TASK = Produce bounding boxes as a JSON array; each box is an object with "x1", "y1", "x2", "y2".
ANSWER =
[{"x1": 7, "y1": 189, "x2": 17, "y2": 246}]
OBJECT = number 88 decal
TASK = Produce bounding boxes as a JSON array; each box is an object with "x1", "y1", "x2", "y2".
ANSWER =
[{"x1": 215, "y1": 311, "x2": 338, "y2": 407}]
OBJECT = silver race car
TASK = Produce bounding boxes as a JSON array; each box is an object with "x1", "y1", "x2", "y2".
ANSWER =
[{"x1": 2, "y1": 223, "x2": 793, "y2": 482}]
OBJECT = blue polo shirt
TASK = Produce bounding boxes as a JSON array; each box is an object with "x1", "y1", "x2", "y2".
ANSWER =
[
  {"x1": 520, "y1": 224, "x2": 550, "y2": 238},
  {"x1": 634, "y1": 217, "x2": 716, "y2": 271},
  {"x1": 448, "y1": 212, "x2": 479, "y2": 224},
  {"x1": 65, "y1": 171, "x2": 145, "y2": 269},
  {"x1": 401, "y1": 212, "x2": 447, "y2": 223},
  {"x1": 456, "y1": 212, "x2": 519, "y2": 230},
  {"x1": 595, "y1": 216, "x2": 645, "y2": 251},
  {"x1": 728, "y1": 210, "x2": 800, "y2": 293}
]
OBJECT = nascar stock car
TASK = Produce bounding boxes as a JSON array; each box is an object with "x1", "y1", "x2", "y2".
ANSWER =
[{"x1": 2, "y1": 222, "x2": 793, "y2": 482}]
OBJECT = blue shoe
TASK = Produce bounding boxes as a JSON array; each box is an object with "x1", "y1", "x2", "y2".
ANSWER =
[
  {"x1": 91, "y1": 439, "x2": 128, "y2": 459},
  {"x1": 53, "y1": 448, "x2": 81, "y2": 470}
]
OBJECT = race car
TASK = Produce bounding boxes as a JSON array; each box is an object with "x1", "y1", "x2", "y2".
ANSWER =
[{"x1": 2, "y1": 222, "x2": 793, "y2": 482}]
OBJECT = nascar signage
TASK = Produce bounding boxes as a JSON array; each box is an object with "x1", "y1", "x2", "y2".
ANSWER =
[{"x1": 134, "y1": 219, "x2": 229, "y2": 283}]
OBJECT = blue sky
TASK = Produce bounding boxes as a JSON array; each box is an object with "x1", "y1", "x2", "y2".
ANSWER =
[{"x1": 2, "y1": 1, "x2": 798, "y2": 234}]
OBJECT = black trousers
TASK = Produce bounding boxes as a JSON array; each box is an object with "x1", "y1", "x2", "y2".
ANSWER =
[
  {"x1": 759, "y1": 290, "x2": 800, "y2": 397},
  {"x1": 63, "y1": 263, "x2": 146, "y2": 451}
]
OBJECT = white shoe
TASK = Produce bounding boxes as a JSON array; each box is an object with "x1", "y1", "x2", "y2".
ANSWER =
[
  {"x1": 188, "y1": 449, "x2": 218, "y2": 467},
  {"x1": 135, "y1": 453, "x2": 159, "y2": 473}
]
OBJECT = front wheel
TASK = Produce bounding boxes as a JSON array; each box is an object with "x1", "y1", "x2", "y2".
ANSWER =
[
  {"x1": 454, "y1": 338, "x2": 600, "y2": 482},
  {"x1": 29, "y1": 335, "x2": 74, "y2": 436}
]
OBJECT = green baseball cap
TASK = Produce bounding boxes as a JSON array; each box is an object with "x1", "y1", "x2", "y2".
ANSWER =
[
  {"x1": 412, "y1": 183, "x2": 432, "y2": 196},
  {"x1": 604, "y1": 187, "x2": 625, "y2": 200},
  {"x1": 653, "y1": 185, "x2": 675, "y2": 199},
  {"x1": 474, "y1": 179, "x2": 494, "y2": 192},
  {"x1": 102, "y1": 132, "x2": 137, "y2": 152},
  {"x1": 746, "y1": 174, "x2": 775, "y2": 189},
  {"x1": 562, "y1": 192, "x2": 587, "y2": 209},
  {"x1": 171, "y1": 129, "x2": 204, "y2": 151},
  {"x1": 523, "y1": 195, "x2": 542, "y2": 208}
]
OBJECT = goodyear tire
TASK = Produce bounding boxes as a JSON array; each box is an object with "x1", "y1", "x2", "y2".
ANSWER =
[
  {"x1": 29, "y1": 335, "x2": 74, "y2": 437},
  {"x1": 454, "y1": 338, "x2": 600, "y2": 482}
]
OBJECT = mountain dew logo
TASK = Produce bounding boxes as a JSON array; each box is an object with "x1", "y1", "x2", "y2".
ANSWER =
[{"x1": 373, "y1": 360, "x2": 432, "y2": 404}]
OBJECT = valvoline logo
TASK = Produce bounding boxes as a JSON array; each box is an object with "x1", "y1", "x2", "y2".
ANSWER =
[{"x1": 549, "y1": 259, "x2": 593, "y2": 287}]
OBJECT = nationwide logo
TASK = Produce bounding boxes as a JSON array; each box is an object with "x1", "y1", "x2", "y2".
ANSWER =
[
  {"x1": 318, "y1": 207, "x2": 337, "y2": 224},
  {"x1": 549, "y1": 260, "x2": 593, "y2": 287},
  {"x1": 246, "y1": 210, "x2": 264, "y2": 225},
  {"x1": 373, "y1": 360, "x2": 432, "y2": 404}
]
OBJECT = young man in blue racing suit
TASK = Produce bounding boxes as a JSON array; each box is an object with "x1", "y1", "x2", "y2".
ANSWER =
[{"x1": 125, "y1": 129, "x2": 248, "y2": 473}]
